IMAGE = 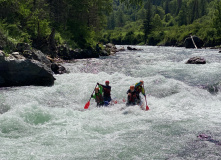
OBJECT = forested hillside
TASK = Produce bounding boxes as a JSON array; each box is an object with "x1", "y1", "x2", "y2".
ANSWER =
[
  {"x1": 0, "y1": 0, "x2": 221, "y2": 55},
  {"x1": 103, "y1": 0, "x2": 221, "y2": 47}
]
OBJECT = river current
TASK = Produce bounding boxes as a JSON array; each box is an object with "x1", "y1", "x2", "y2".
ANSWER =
[{"x1": 0, "y1": 46, "x2": 221, "y2": 159}]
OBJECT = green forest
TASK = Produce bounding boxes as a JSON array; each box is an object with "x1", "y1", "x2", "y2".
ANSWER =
[{"x1": 0, "y1": 0, "x2": 221, "y2": 55}]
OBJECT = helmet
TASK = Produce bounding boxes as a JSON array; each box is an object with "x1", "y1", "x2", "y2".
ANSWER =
[
  {"x1": 140, "y1": 80, "x2": 144, "y2": 84},
  {"x1": 95, "y1": 87, "x2": 99, "y2": 91},
  {"x1": 130, "y1": 86, "x2": 135, "y2": 90},
  {"x1": 105, "y1": 81, "x2": 109, "y2": 84}
]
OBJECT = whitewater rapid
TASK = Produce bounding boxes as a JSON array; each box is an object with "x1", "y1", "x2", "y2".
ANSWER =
[{"x1": 0, "y1": 46, "x2": 221, "y2": 159}]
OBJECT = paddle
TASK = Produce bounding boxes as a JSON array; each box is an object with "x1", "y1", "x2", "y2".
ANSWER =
[
  {"x1": 143, "y1": 84, "x2": 149, "y2": 111},
  {"x1": 84, "y1": 83, "x2": 98, "y2": 109}
]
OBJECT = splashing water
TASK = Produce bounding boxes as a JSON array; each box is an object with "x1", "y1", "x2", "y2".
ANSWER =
[{"x1": 0, "y1": 46, "x2": 221, "y2": 159}]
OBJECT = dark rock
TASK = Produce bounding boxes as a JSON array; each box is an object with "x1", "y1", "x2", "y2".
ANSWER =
[
  {"x1": 184, "y1": 35, "x2": 204, "y2": 48},
  {"x1": 0, "y1": 54, "x2": 55, "y2": 87},
  {"x1": 186, "y1": 57, "x2": 206, "y2": 64},
  {"x1": 219, "y1": 50, "x2": 221, "y2": 53},
  {"x1": 58, "y1": 45, "x2": 99, "y2": 59},
  {"x1": 99, "y1": 50, "x2": 109, "y2": 56},
  {"x1": 127, "y1": 46, "x2": 142, "y2": 51},
  {"x1": 16, "y1": 43, "x2": 31, "y2": 52},
  {"x1": 127, "y1": 46, "x2": 137, "y2": 50},
  {"x1": 51, "y1": 63, "x2": 68, "y2": 74},
  {"x1": 21, "y1": 49, "x2": 52, "y2": 68}
]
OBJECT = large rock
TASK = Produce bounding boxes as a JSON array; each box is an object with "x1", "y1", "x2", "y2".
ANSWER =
[
  {"x1": 186, "y1": 57, "x2": 206, "y2": 64},
  {"x1": 22, "y1": 49, "x2": 52, "y2": 68},
  {"x1": 184, "y1": 35, "x2": 204, "y2": 48},
  {"x1": 51, "y1": 63, "x2": 68, "y2": 74},
  {"x1": 57, "y1": 45, "x2": 99, "y2": 59},
  {"x1": 105, "y1": 43, "x2": 117, "y2": 55},
  {"x1": 0, "y1": 51, "x2": 55, "y2": 87}
]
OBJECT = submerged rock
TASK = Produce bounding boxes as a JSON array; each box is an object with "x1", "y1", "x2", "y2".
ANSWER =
[{"x1": 186, "y1": 57, "x2": 206, "y2": 64}]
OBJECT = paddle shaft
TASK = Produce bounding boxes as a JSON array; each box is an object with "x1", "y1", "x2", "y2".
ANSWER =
[
  {"x1": 143, "y1": 84, "x2": 149, "y2": 110},
  {"x1": 88, "y1": 83, "x2": 98, "y2": 101}
]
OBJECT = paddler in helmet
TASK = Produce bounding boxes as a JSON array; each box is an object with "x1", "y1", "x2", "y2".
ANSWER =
[
  {"x1": 126, "y1": 85, "x2": 138, "y2": 106},
  {"x1": 97, "y1": 81, "x2": 112, "y2": 106},
  {"x1": 91, "y1": 84, "x2": 104, "y2": 106},
  {"x1": 135, "y1": 80, "x2": 145, "y2": 105}
]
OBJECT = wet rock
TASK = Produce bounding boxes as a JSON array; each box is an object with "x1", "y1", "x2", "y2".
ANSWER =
[
  {"x1": 186, "y1": 57, "x2": 206, "y2": 64},
  {"x1": 105, "y1": 43, "x2": 117, "y2": 55},
  {"x1": 51, "y1": 63, "x2": 68, "y2": 74},
  {"x1": 204, "y1": 82, "x2": 221, "y2": 94},
  {"x1": 0, "y1": 54, "x2": 55, "y2": 87},
  {"x1": 117, "y1": 47, "x2": 126, "y2": 52},
  {"x1": 127, "y1": 46, "x2": 137, "y2": 50},
  {"x1": 58, "y1": 45, "x2": 99, "y2": 59},
  {"x1": 127, "y1": 46, "x2": 143, "y2": 51},
  {"x1": 21, "y1": 49, "x2": 52, "y2": 68}
]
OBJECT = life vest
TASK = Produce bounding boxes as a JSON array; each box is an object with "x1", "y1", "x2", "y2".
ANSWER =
[
  {"x1": 103, "y1": 86, "x2": 111, "y2": 98},
  {"x1": 135, "y1": 85, "x2": 142, "y2": 93},
  {"x1": 95, "y1": 92, "x2": 103, "y2": 104},
  {"x1": 127, "y1": 90, "x2": 137, "y2": 103}
]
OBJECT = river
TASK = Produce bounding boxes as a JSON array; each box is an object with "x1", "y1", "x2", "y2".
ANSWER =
[{"x1": 0, "y1": 46, "x2": 221, "y2": 159}]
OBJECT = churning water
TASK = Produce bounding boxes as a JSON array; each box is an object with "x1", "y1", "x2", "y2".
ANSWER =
[{"x1": 0, "y1": 46, "x2": 221, "y2": 159}]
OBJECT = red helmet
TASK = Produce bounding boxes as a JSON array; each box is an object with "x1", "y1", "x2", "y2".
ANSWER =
[
  {"x1": 140, "y1": 80, "x2": 144, "y2": 84},
  {"x1": 95, "y1": 87, "x2": 99, "y2": 91},
  {"x1": 130, "y1": 86, "x2": 135, "y2": 90},
  {"x1": 105, "y1": 81, "x2": 109, "y2": 84}
]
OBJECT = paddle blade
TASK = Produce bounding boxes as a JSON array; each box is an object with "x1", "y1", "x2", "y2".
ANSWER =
[
  {"x1": 146, "y1": 105, "x2": 149, "y2": 111},
  {"x1": 84, "y1": 101, "x2": 90, "y2": 109}
]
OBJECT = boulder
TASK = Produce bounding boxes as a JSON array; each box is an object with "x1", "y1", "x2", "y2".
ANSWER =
[
  {"x1": 22, "y1": 49, "x2": 52, "y2": 68},
  {"x1": 117, "y1": 47, "x2": 126, "y2": 52},
  {"x1": 127, "y1": 46, "x2": 143, "y2": 51},
  {"x1": 51, "y1": 63, "x2": 68, "y2": 74},
  {"x1": 184, "y1": 35, "x2": 204, "y2": 48},
  {"x1": 58, "y1": 45, "x2": 99, "y2": 59},
  {"x1": 106, "y1": 43, "x2": 117, "y2": 49},
  {"x1": 0, "y1": 53, "x2": 55, "y2": 87},
  {"x1": 186, "y1": 57, "x2": 206, "y2": 64}
]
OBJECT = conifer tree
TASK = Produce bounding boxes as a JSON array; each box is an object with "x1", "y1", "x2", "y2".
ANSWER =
[{"x1": 143, "y1": 0, "x2": 152, "y2": 44}]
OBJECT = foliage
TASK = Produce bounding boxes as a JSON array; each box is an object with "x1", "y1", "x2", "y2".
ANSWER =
[{"x1": 103, "y1": 0, "x2": 221, "y2": 47}]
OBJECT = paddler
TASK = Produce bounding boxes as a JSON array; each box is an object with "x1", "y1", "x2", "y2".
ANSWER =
[
  {"x1": 98, "y1": 81, "x2": 112, "y2": 106},
  {"x1": 134, "y1": 80, "x2": 145, "y2": 105},
  {"x1": 126, "y1": 85, "x2": 138, "y2": 106},
  {"x1": 91, "y1": 84, "x2": 104, "y2": 107}
]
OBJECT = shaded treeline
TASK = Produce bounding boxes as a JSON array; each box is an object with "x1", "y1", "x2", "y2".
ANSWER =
[
  {"x1": 103, "y1": 0, "x2": 221, "y2": 47},
  {"x1": 0, "y1": 0, "x2": 141, "y2": 54}
]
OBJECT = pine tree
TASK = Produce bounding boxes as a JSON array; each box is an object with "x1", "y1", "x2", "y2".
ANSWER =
[{"x1": 143, "y1": 0, "x2": 152, "y2": 44}]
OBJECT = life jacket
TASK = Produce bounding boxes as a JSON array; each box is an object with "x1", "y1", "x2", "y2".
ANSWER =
[
  {"x1": 95, "y1": 92, "x2": 103, "y2": 104},
  {"x1": 103, "y1": 86, "x2": 111, "y2": 98},
  {"x1": 135, "y1": 85, "x2": 142, "y2": 93},
  {"x1": 127, "y1": 89, "x2": 137, "y2": 103}
]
